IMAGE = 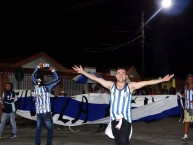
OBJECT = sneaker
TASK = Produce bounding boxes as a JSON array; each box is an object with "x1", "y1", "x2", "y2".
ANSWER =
[
  {"x1": 182, "y1": 136, "x2": 188, "y2": 141},
  {"x1": 0, "y1": 134, "x2": 2, "y2": 139},
  {"x1": 182, "y1": 136, "x2": 187, "y2": 139},
  {"x1": 9, "y1": 134, "x2": 16, "y2": 138}
]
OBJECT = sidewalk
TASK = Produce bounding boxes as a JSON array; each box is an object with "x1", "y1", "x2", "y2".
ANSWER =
[{"x1": 0, "y1": 116, "x2": 192, "y2": 145}]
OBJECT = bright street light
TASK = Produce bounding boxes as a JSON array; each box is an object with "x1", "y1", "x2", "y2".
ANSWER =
[{"x1": 161, "y1": 0, "x2": 172, "y2": 9}]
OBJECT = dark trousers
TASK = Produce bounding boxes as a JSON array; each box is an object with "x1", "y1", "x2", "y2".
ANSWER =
[
  {"x1": 111, "y1": 118, "x2": 132, "y2": 145},
  {"x1": 35, "y1": 112, "x2": 53, "y2": 145}
]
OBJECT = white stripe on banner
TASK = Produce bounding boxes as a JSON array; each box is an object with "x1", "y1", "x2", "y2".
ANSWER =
[{"x1": 132, "y1": 95, "x2": 178, "y2": 121}]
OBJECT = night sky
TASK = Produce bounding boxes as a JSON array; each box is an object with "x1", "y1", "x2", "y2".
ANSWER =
[{"x1": 1, "y1": 0, "x2": 193, "y2": 79}]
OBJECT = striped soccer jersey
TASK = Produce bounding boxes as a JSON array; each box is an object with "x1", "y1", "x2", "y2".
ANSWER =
[
  {"x1": 185, "y1": 88, "x2": 193, "y2": 109},
  {"x1": 110, "y1": 83, "x2": 132, "y2": 123},
  {"x1": 34, "y1": 85, "x2": 51, "y2": 114}
]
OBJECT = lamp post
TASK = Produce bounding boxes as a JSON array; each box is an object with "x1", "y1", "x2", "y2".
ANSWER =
[{"x1": 141, "y1": 0, "x2": 172, "y2": 80}]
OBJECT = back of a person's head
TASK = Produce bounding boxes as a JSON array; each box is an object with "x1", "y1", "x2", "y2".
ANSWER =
[{"x1": 35, "y1": 69, "x2": 45, "y2": 86}]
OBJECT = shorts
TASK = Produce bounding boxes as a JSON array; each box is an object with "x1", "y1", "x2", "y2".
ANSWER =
[{"x1": 184, "y1": 109, "x2": 193, "y2": 122}]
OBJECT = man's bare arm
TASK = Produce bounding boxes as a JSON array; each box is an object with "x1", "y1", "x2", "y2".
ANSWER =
[
  {"x1": 72, "y1": 65, "x2": 114, "y2": 90},
  {"x1": 129, "y1": 74, "x2": 174, "y2": 92}
]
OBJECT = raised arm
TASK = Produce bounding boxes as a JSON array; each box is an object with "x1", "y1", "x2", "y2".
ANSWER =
[
  {"x1": 72, "y1": 65, "x2": 113, "y2": 90},
  {"x1": 45, "y1": 66, "x2": 60, "y2": 90},
  {"x1": 129, "y1": 74, "x2": 174, "y2": 93}
]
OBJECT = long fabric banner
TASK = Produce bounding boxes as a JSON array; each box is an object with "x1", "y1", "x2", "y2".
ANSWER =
[{"x1": 15, "y1": 90, "x2": 182, "y2": 126}]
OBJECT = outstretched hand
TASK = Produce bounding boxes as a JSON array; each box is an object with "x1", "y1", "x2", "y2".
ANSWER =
[
  {"x1": 72, "y1": 65, "x2": 84, "y2": 74},
  {"x1": 162, "y1": 74, "x2": 174, "y2": 82}
]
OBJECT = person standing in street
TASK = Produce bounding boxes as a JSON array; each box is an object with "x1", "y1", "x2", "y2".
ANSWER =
[
  {"x1": 180, "y1": 74, "x2": 193, "y2": 141},
  {"x1": 72, "y1": 65, "x2": 174, "y2": 145},
  {"x1": 31, "y1": 63, "x2": 60, "y2": 145},
  {"x1": 0, "y1": 82, "x2": 17, "y2": 139}
]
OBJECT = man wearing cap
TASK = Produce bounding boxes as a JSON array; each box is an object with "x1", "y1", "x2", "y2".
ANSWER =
[{"x1": 31, "y1": 63, "x2": 60, "y2": 145}]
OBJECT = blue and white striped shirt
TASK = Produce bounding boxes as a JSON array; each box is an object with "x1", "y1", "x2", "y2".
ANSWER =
[
  {"x1": 110, "y1": 83, "x2": 132, "y2": 123},
  {"x1": 34, "y1": 85, "x2": 51, "y2": 114},
  {"x1": 32, "y1": 66, "x2": 60, "y2": 114},
  {"x1": 185, "y1": 88, "x2": 193, "y2": 109}
]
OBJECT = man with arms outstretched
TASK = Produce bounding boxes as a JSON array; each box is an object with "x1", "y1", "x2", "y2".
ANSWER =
[{"x1": 72, "y1": 65, "x2": 174, "y2": 145}]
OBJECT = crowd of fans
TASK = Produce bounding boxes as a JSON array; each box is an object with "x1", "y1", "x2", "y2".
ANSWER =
[{"x1": 133, "y1": 84, "x2": 177, "y2": 95}]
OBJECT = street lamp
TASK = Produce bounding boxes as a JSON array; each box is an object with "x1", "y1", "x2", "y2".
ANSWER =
[
  {"x1": 141, "y1": 0, "x2": 172, "y2": 80},
  {"x1": 161, "y1": 0, "x2": 172, "y2": 8}
]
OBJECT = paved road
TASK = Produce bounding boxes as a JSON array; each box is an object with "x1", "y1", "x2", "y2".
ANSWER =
[{"x1": 0, "y1": 116, "x2": 192, "y2": 145}]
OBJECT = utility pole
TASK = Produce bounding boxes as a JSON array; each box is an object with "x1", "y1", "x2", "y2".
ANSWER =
[{"x1": 141, "y1": 11, "x2": 145, "y2": 80}]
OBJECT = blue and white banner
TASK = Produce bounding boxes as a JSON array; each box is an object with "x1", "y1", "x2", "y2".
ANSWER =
[{"x1": 14, "y1": 90, "x2": 182, "y2": 126}]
